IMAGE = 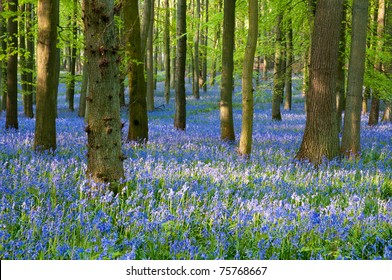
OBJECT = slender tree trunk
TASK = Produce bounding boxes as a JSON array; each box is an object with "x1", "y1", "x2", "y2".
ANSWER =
[
  {"x1": 146, "y1": 0, "x2": 155, "y2": 111},
  {"x1": 202, "y1": 0, "x2": 208, "y2": 92},
  {"x1": 164, "y1": 0, "x2": 171, "y2": 104},
  {"x1": 239, "y1": 0, "x2": 258, "y2": 157},
  {"x1": 336, "y1": 2, "x2": 347, "y2": 132},
  {"x1": 174, "y1": 0, "x2": 187, "y2": 130},
  {"x1": 369, "y1": 0, "x2": 385, "y2": 126},
  {"x1": 272, "y1": 13, "x2": 284, "y2": 121},
  {"x1": 20, "y1": 4, "x2": 31, "y2": 118},
  {"x1": 284, "y1": 18, "x2": 293, "y2": 111},
  {"x1": 83, "y1": 0, "x2": 124, "y2": 186},
  {"x1": 65, "y1": 0, "x2": 78, "y2": 112},
  {"x1": 220, "y1": 0, "x2": 235, "y2": 141},
  {"x1": 6, "y1": 0, "x2": 18, "y2": 130},
  {"x1": 125, "y1": 0, "x2": 149, "y2": 143},
  {"x1": 381, "y1": 102, "x2": 391, "y2": 122},
  {"x1": 0, "y1": 1, "x2": 5, "y2": 112},
  {"x1": 362, "y1": 87, "x2": 370, "y2": 114},
  {"x1": 193, "y1": 0, "x2": 200, "y2": 99},
  {"x1": 210, "y1": 0, "x2": 222, "y2": 86},
  {"x1": 34, "y1": 0, "x2": 59, "y2": 150},
  {"x1": 296, "y1": 0, "x2": 343, "y2": 165},
  {"x1": 78, "y1": 62, "x2": 88, "y2": 117},
  {"x1": 341, "y1": 0, "x2": 369, "y2": 159}
]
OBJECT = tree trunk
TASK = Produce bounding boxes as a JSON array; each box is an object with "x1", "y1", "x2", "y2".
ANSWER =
[
  {"x1": 341, "y1": 0, "x2": 369, "y2": 159},
  {"x1": 125, "y1": 0, "x2": 149, "y2": 143},
  {"x1": 78, "y1": 62, "x2": 89, "y2": 118},
  {"x1": 146, "y1": 0, "x2": 155, "y2": 111},
  {"x1": 381, "y1": 102, "x2": 391, "y2": 122},
  {"x1": 25, "y1": 3, "x2": 35, "y2": 118},
  {"x1": 202, "y1": 0, "x2": 208, "y2": 92},
  {"x1": 238, "y1": 0, "x2": 258, "y2": 157},
  {"x1": 34, "y1": 0, "x2": 59, "y2": 150},
  {"x1": 362, "y1": 87, "x2": 370, "y2": 114},
  {"x1": 6, "y1": 0, "x2": 19, "y2": 130},
  {"x1": 193, "y1": 0, "x2": 200, "y2": 99},
  {"x1": 296, "y1": 0, "x2": 343, "y2": 165},
  {"x1": 369, "y1": 0, "x2": 385, "y2": 126},
  {"x1": 336, "y1": 2, "x2": 347, "y2": 132},
  {"x1": 164, "y1": 0, "x2": 170, "y2": 104},
  {"x1": 284, "y1": 18, "x2": 293, "y2": 111},
  {"x1": 272, "y1": 13, "x2": 284, "y2": 121},
  {"x1": 0, "y1": 1, "x2": 5, "y2": 112},
  {"x1": 83, "y1": 0, "x2": 124, "y2": 185},
  {"x1": 174, "y1": 0, "x2": 187, "y2": 130},
  {"x1": 220, "y1": 0, "x2": 235, "y2": 141}
]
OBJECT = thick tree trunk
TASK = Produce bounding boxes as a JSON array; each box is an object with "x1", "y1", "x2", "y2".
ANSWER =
[
  {"x1": 25, "y1": 3, "x2": 34, "y2": 118},
  {"x1": 6, "y1": 0, "x2": 19, "y2": 130},
  {"x1": 174, "y1": 0, "x2": 187, "y2": 130},
  {"x1": 341, "y1": 0, "x2": 369, "y2": 159},
  {"x1": 164, "y1": 0, "x2": 170, "y2": 104},
  {"x1": 83, "y1": 0, "x2": 124, "y2": 185},
  {"x1": 34, "y1": 0, "x2": 59, "y2": 150},
  {"x1": 296, "y1": 0, "x2": 343, "y2": 165},
  {"x1": 125, "y1": 0, "x2": 149, "y2": 143},
  {"x1": 220, "y1": 0, "x2": 235, "y2": 141},
  {"x1": 238, "y1": 0, "x2": 258, "y2": 157}
]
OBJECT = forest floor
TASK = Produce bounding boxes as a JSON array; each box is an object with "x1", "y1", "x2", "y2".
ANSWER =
[{"x1": 0, "y1": 78, "x2": 391, "y2": 259}]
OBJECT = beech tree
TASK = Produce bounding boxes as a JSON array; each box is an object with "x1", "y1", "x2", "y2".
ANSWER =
[
  {"x1": 296, "y1": 0, "x2": 344, "y2": 164},
  {"x1": 83, "y1": 0, "x2": 124, "y2": 185},
  {"x1": 220, "y1": 0, "x2": 235, "y2": 141},
  {"x1": 6, "y1": 0, "x2": 18, "y2": 130},
  {"x1": 34, "y1": 0, "x2": 59, "y2": 151},
  {"x1": 174, "y1": 0, "x2": 187, "y2": 130},
  {"x1": 341, "y1": 0, "x2": 369, "y2": 158},
  {"x1": 125, "y1": 0, "x2": 149, "y2": 143},
  {"x1": 238, "y1": 0, "x2": 258, "y2": 157}
]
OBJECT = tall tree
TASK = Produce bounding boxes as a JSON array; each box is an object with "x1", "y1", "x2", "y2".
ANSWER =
[
  {"x1": 369, "y1": 0, "x2": 385, "y2": 126},
  {"x1": 341, "y1": 0, "x2": 369, "y2": 158},
  {"x1": 174, "y1": 0, "x2": 187, "y2": 130},
  {"x1": 272, "y1": 12, "x2": 284, "y2": 121},
  {"x1": 220, "y1": 0, "x2": 235, "y2": 141},
  {"x1": 83, "y1": 0, "x2": 124, "y2": 185},
  {"x1": 125, "y1": 0, "x2": 149, "y2": 142},
  {"x1": 164, "y1": 0, "x2": 170, "y2": 104},
  {"x1": 6, "y1": 0, "x2": 19, "y2": 130},
  {"x1": 238, "y1": 0, "x2": 258, "y2": 157},
  {"x1": 296, "y1": 0, "x2": 344, "y2": 164},
  {"x1": 34, "y1": 0, "x2": 59, "y2": 150},
  {"x1": 146, "y1": 0, "x2": 155, "y2": 111},
  {"x1": 65, "y1": 0, "x2": 78, "y2": 112},
  {"x1": 284, "y1": 17, "x2": 293, "y2": 111},
  {"x1": 25, "y1": 3, "x2": 35, "y2": 118},
  {"x1": 193, "y1": 0, "x2": 200, "y2": 99},
  {"x1": 0, "y1": 1, "x2": 5, "y2": 112}
]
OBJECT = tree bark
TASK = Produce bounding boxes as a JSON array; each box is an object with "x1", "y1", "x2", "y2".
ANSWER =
[
  {"x1": 6, "y1": 0, "x2": 19, "y2": 130},
  {"x1": 83, "y1": 0, "x2": 124, "y2": 185},
  {"x1": 238, "y1": 0, "x2": 258, "y2": 157},
  {"x1": 25, "y1": 3, "x2": 35, "y2": 118},
  {"x1": 125, "y1": 0, "x2": 149, "y2": 143},
  {"x1": 164, "y1": 0, "x2": 170, "y2": 104},
  {"x1": 0, "y1": 1, "x2": 5, "y2": 112},
  {"x1": 341, "y1": 0, "x2": 369, "y2": 159},
  {"x1": 220, "y1": 0, "x2": 235, "y2": 141},
  {"x1": 284, "y1": 17, "x2": 293, "y2": 111},
  {"x1": 146, "y1": 0, "x2": 155, "y2": 111},
  {"x1": 174, "y1": 0, "x2": 187, "y2": 130},
  {"x1": 296, "y1": 0, "x2": 343, "y2": 165},
  {"x1": 193, "y1": 0, "x2": 200, "y2": 99},
  {"x1": 34, "y1": 0, "x2": 59, "y2": 150},
  {"x1": 272, "y1": 13, "x2": 284, "y2": 121},
  {"x1": 78, "y1": 61, "x2": 88, "y2": 118},
  {"x1": 369, "y1": 0, "x2": 385, "y2": 126}
]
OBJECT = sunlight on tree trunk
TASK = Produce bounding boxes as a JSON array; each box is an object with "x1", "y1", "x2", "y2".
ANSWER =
[{"x1": 238, "y1": 0, "x2": 258, "y2": 158}]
